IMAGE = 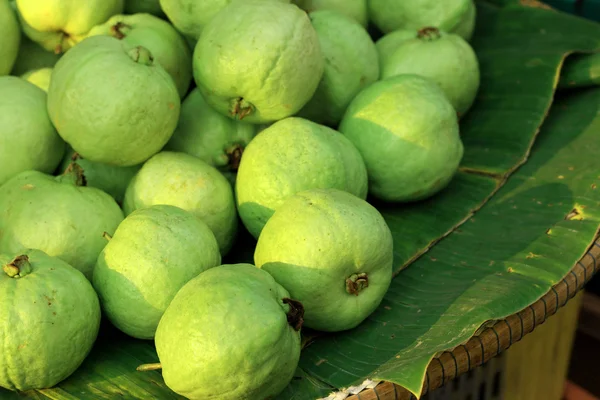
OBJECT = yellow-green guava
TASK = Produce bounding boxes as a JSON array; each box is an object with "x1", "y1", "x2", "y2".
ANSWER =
[
  {"x1": 0, "y1": 0, "x2": 20, "y2": 75},
  {"x1": 21, "y1": 67, "x2": 53, "y2": 92},
  {"x1": 293, "y1": 0, "x2": 367, "y2": 27}
]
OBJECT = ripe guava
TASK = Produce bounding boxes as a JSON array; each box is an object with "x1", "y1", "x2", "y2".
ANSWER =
[
  {"x1": 297, "y1": 10, "x2": 379, "y2": 126},
  {"x1": 294, "y1": 0, "x2": 367, "y2": 27},
  {"x1": 15, "y1": 0, "x2": 124, "y2": 53},
  {"x1": 0, "y1": 0, "x2": 20, "y2": 76},
  {"x1": 0, "y1": 250, "x2": 101, "y2": 391},
  {"x1": 124, "y1": 0, "x2": 165, "y2": 17},
  {"x1": 165, "y1": 88, "x2": 257, "y2": 183},
  {"x1": 368, "y1": 0, "x2": 475, "y2": 40},
  {"x1": 152, "y1": 263, "x2": 303, "y2": 400},
  {"x1": 339, "y1": 74, "x2": 463, "y2": 202},
  {"x1": 21, "y1": 67, "x2": 53, "y2": 92},
  {"x1": 255, "y1": 188, "x2": 393, "y2": 332},
  {"x1": 376, "y1": 27, "x2": 480, "y2": 116},
  {"x1": 93, "y1": 205, "x2": 221, "y2": 339},
  {"x1": 0, "y1": 76, "x2": 64, "y2": 185},
  {"x1": 235, "y1": 117, "x2": 368, "y2": 239},
  {"x1": 10, "y1": 35, "x2": 62, "y2": 76},
  {"x1": 86, "y1": 13, "x2": 192, "y2": 98},
  {"x1": 193, "y1": 0, "x2": 324, "y2": 124},
  {"x1": 123, "y1": 151, "x2": 237, "y2": 255},
  {"x1": 47, "y1": 35, "x2": 180, "y2": 167},
  {"x1": 0, "y1": 164, "x2": 125, "y2": 280}
]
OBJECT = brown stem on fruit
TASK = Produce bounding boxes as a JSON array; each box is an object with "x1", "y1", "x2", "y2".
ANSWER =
[
  {"x1": 61, "y1": 162, "x2": 87, "y2": 187},
  {"x1": 110, "y1": 22, "x2": 132, "y2": 39},
  {"x1": 136, "y1": 363, "x2": 162, "y2": 372},
  {"x1": 229, "y1": 97, "x2": 254, "y2": 120},
  {"x1": 3, "y1": 255, "x2": 32, "y2": 278},
  {"x1": 417, "y1": 26, "x2": 442, "y2": 41},
  {"x1": 345, "y1": 273, "x2": 369, "y2": 296},
  {"x1": 102, "y1": 232, "x2": 113, "y2": 241},
  {"x1": 225, "y1": 144, "x2": 244, "y2": 171},
  {"x1": 283, "y1": 298, "x2": 305, "y2": 331},
  {"x1": 70, "y1": 152, "x2": 82, "y2": 162}
]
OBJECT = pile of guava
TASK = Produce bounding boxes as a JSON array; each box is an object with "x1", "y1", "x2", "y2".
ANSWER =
[{"x1": 0, "y1": 0, "x2": 480, "y2": 398}]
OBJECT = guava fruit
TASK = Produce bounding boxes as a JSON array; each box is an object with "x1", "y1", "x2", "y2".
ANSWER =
[
  {"x1": 165, "y1": 88, "x2": 257, "y2": 183},
  {"x1": 339, "y1": 74, "x2": 463, "y2": 202},
  {"x1": 57, "y1": 147, "x2": 141, "y2": 205},
  {"x1": 0, "y1": 76, "x2": 64, "y2": 186},
  {"x1": 123, "y1": 151, "x2": 237, "y2": 255},
  {"x1": 0, "y1": 164, "x2": 125, "y2": 280},
  {"x1": 0, "y1": 0, "x2": 20, "y2": 76},
  {"x1": 297, "y1": 10, "x2": 379, "y2": 126},
  {"x1": 152, "y1": 263, "x2": 303, "y2": 400},
  {"x1": 0, "y1": 250, "x2": 101, "y2": 391},
  {"x1": 93, "y1": 205, "x2": 221, "y2": 339},
  {"x1": 10, "y1": 35, "x2": 62, "y2": 76},
  {"x1": 255, "y1": 188, "x2": 393, "y2": 331},
  {"x1": 376, "y1": 27, "x2": 480, "y2": 116},
  {"x1": 236, "y1": 117, "x2": 368, "y2": 239},
  {"x1": 125, "y1": 0, "x2": 164, "y2": 17},
  {"x1": 47, "y1": 35, "x2": 180, "y2": 167},
  {"x1": 368, "y1": 0, "x2": 475, "y2": 40},
  {"x1": 159, "y1": 0, "x2": 290, "y2": 41},
  {"x1": 21, "y1": 67, "x2": 53, "y2": 92},
  {"x1": 86, "y1": 13, "x2": 192, "y2": 98},
  {"x1": 294, "y1": 0, "x2": 367, "y2": 27},
  {"x1": 193, "y1": 0, "x2": 324, "y2": 124}
]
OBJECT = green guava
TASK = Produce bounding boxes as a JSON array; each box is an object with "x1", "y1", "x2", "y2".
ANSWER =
[
  {"x1": 193, "y1": 0, "x2": 324, "y2": 124},
  {"x1": 255, "y1": 188, "x2": 393, "y2": 332},
  {"x1": 86, "y1": 13, "x2": 192, "y2": 98},
  {"x1": 368, "y1": 0, "x2": 475, "y2": 40},
  {"x1": 0, "y1": 76, "x2": 64, "y2": 186},
  {"x1": 376, "y1": 27, "x2": 480, "y2": 116},
  {"x1": 47, "y1": 35, "x2": 180, "y2": 167},
  {"x1": 293, "y1": 0, "x2": 367, "y2": 27},
  {"x1": 297, "y1": 10, "x2": 379, "y2": 126},
  {"x1": 57, "y1": 147, "x2": 141, "y2": 205},
  {"x1": 123, "y1": 151, "x2": 238, "y2": 255},
  {"x1": 15, "y1": 0, "x2": 124, "y2": 53},
  {"x1": 124, "y1": 0, "x2": 165, "y2": 17},
  {"x1": 159, "y1": 0, "x2": 290, "y2": 41},
  {"x1": 165, "y1": 88, "x2": 257, "y2": 183},
  {"x1": 152, "y1": 264, "x2": 303, "y2": 400},
  {"x1": 10, "y1": 35, "x2": 62, "y2": 76},
  {"x1": 0, "y1": 250, "x2": 101, "y2": 391},
  {"x1": 339, "y1": 74, "x2": 464, "y2": 202},
  {"x1": 0, "y1": 164, "x2": 125, "y2": 280},
  {"x1": 236, "y1": 117, "x2": 368, "y2": 239},
  {"x1": 0, "y1": 0, "x2": 20, "y2": 76},
  {"x1": 21, "y1": 67, "x2": 53, "y2": 92},
  {"x1": 93, "y1": 205, "x2": 221, "y2": 339}
]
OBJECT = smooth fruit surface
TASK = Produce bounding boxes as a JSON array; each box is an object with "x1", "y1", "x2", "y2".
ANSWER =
[
  {"x1": 21, "y1": 67, "x2": 53, "y2": 92},
  {"x1": 155, "y1": 264, "x2": 303, "y2": 400},
  {"x1": 47, "y1": 35, "x2": 180, "y2": 167},
  {"x1": 93, "y1": 205, "x2": 221, "y2": 339},
  {"x1": 339, "y1": 74, "x2": 464, "y2": 202},
  {"x1": 294, "y1": 0, "x2": 367, "y2": 27},
  {"x1": 0, "y1": 76, "x2": 64, "y2": 185},
  {"x1": 0, "y1": 0, "x2": 20, "y2": 75},
  {"x1": 193, "y1": 0, "x2": 324, "y2": 124},
  {"x1": 0, "y1": 249, "x2": 101, "y2": 391},
  {"x1": 255, "y1": 188, "x2": 393, "y2": 332},
  {"x1": 236, "y1": 117, "x2": 368, "y2": 238}
]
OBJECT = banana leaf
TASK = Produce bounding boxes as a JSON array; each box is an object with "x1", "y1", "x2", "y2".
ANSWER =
[{"x1": 559, "y1": 52, "x2": 600, "y2": 89}]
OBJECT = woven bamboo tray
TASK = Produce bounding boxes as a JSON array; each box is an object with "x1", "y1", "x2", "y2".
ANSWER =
[{"x1": 343, "y1": 237, "x2": 600, "y2": 400}]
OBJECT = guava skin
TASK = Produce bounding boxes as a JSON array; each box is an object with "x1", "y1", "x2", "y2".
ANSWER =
[
  {"x1": 235, "y1": 117, "x2": 369, "y2": 239},
  {"x1": 376, "y1": 27, "x2": 480, "y2": 116},
  {"x1": 21, "y1": 67, "x2": 53, "y2": 92},
  {"x1": 47, "y1": 35, "x2": 181, "y2": 167},
  {"x1": 254, "y1": 188, "x2": 393, "y2": 332},
  {"x1": 368, "y1": 0, "x2": 474, "y2": 40},
  {"x1": 0, "y1": 77, "x2": 65, "y2": 186},
  {"x1": 123, "y1": 151, "x2": 238, "y2": 255},
  {"x1": 297, "y1": 10, "x2": 379, "y2": 126},
  {"x1": 294, "y1": 0, "x2": 368, "y2": 27},
  {"x1": 0, "y1": 249, "x2": 101, "y2": 391},
  {"x1": 124, "y1": 0, "x2": 164, "y2": 17},
  {"x1": 155, "y1": 264, "x2": 302, "y2": 400},
  {"x1": 0, "y1": 167, "x2": 125, "y2": 280},
  {"x1": 57, "y1": 146, "x2": 141, "y2": 205},
  {"x1": 15, "y1": 0, "x2": 124, "y2": 53},
  {"x1": 93, "y1": 205, "x2": 221, "y2": 339},
  {"x1": 159, "y1": 0, "x2": 291, "y2": 41},
  {"x1": 338, "y1": 74, "x2": 464, "y2": 202},
  {"x1": 0, "y1": 0, "x2": 20, "y2": 76},
  {"x1": 193, "y1": 1, "x2": 324, "y2": 124},
  {"x1": 10, "y1": 35, "x2": 62, "y2": 76},
  {"x1": 86, "y1": 13, "x2": 192, "y2": 98}
]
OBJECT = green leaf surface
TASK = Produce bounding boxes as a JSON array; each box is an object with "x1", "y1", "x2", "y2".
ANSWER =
[{"x1": 559, "y1": 52, "x2": 600, "y2": 89}]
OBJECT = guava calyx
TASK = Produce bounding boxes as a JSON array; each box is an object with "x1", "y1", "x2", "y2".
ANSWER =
[
  {"x1": 229, "y1": 97, "x2": 254, "y2": 120},
  {"x1": 417, "y1": 27, "x2": 442, "y2": 41},
  {"x1": 110, "y1": 22, "x2": 132, "y2": 40},
  {"x1": 345, "y1": 273, "x2": 369, "y2": 296},
  {"x1": 225, "y1": 144, "x2": 244, "y2": 171},
  {"x1": 59, "y1": 162, "x2": 88, "y2": 187},
  {"x1": 128, "y1": 46, "x2": 154, "y2": 66},
  {"x1": 283, "y1": 298, "x2": 305, "y2": 331},
  {"x1": 3, "y1": 255, "x2": 32, "y2": 278}
]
